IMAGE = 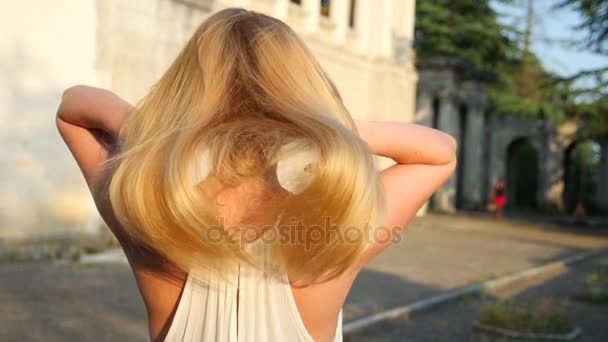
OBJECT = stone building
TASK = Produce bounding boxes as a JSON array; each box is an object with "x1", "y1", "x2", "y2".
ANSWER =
[
  {"x1": 2, "y1": 0, "x2": 604, "y2": 257},
  {"x1": 415, "y1": 57, "x2": 608, "y2": 214},
  {"x1": 0, "y1": 0, "x2": 417, "y2": 246}
]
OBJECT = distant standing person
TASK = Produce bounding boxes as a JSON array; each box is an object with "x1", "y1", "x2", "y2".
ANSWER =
[
  {"x1": 573, "y1": 200, "x2": 588, "y2": 224},
  {"x1": 493, "y1": 179, "x2": 507, "y2": 219}
]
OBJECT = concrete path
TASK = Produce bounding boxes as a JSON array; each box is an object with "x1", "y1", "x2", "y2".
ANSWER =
[
  {"x1": 1, "y1": 213, "x2": 606, "y2": 341},
  {"x1": 348, "y1": 253, "x2": 608, "y2": 342},
  {"x1": 345, "y1": 213, "x2": 608, "y2": 321}
]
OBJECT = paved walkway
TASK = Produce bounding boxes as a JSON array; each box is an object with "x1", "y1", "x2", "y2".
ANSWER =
[
  {"x1": 345, "y1": 213, "x2": 608, "y2": 320},
  {"x1": 348, "y1": 253, "x2": 608, "y2": 342},
  {"x1": 1, "y1": 213, "x2": 607, "y2": 341}
]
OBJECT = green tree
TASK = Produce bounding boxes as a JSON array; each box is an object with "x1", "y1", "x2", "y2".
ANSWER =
[
  {"x1": 414, "y1": 1, "x2": 518, "y2": 72},
  {"x1": 552, "y1": 0, "x2": 608, "y2": 138},
  {"x1": 414, "y1": 0, "x2": 562, "y2": 118},
  {"x1": 555, "y1": 0, "x2": 607, "y2": 54}
]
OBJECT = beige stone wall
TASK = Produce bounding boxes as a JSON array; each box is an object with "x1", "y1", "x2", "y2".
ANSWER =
[
  {"x1": 0, "y1": 0, "x2": 103, "y2": 240},
  {"x1": 1, "y1": 0, "x2": 215, "y2": 242},
  {"x1": 1, "y1": 0, "x2": 418, "y2": 244},
  {"x1": 95, "y1": 0, "x2": 214, "y2": 103}
]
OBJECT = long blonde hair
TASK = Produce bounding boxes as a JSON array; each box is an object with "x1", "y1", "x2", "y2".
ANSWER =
[{"x1": 105, "y1": 8, "x2": 385, "y2": 285}]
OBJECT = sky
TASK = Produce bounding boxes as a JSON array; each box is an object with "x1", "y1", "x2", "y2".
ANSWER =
[{"x1": 491, "y1": 0, "x2": 605, "y2": 78}]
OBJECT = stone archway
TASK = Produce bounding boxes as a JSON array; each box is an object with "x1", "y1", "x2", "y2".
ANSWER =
[
  {"x1": 563, "y1": 140, "x2": 602, "y2": 214},
  {"x1": 506, "y1": 138, "x2": 539, "y2": 210}
]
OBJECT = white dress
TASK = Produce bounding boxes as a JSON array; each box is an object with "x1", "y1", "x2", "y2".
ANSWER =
[{"x1": 162, "y1": 240, "x2": 343, "y2": 342}]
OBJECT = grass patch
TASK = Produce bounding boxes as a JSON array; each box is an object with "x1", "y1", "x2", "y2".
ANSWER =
[
  {"x1": 479, "y1": 298, "x2": 573, "y2": 334},
  {"x1": 585, "y1": 273, "x2": 608, "y2": 304}
]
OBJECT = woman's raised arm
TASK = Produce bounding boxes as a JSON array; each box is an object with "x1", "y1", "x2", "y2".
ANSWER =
[
  {"x1": 56, "y1": 85, "x2": 132, "y2": 138},
  {"x1": 55, "y1": 85, "x2": 132, "y2": 194},
  {"x1": 355, "y1": 120, "x2": 456, "y2": 166},
  {"x1": 355, "y1": 120, "x2": 458, "y2": 265}
]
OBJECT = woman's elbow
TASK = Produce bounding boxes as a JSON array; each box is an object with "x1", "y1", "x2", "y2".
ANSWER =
[
  {"x1": 57, "y1": 85, "x2": 98, "y2": 120},
  {"x1": 62, "y1": 84, "x2": 90, "y2": 97}
]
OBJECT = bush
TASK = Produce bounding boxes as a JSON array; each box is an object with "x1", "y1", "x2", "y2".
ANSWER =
[
  {"x1": 586, "y1": 273, "x2": 608, "y2": 304},
  {"x1": 479, "y1": 298, "x2": 573, "y2": 334}
]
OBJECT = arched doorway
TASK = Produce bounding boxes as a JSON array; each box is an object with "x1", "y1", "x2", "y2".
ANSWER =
[
  {"x1": 455, "y1": 103, "x2": 468, "y2": 209},
  {"x1": 563, "y1": 140, "x2": 601, "y2": 214},
  {"x1": 506, "y1": 138, "x2": 539, "y2": 210},
  {"x1": 431, "y1": 97, "x2": 440, "y2": 129},
  {"x1": 428, "y1": 97, "x2": 441, "y2": 210}
]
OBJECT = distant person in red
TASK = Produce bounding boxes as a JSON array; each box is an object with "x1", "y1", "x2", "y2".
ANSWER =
[
  {"x1": 574, "y1": 200, "x2": 588, "y2": 224},
  {"x1": 493, "y1": 178, "x2": 507, "y2": 219}
]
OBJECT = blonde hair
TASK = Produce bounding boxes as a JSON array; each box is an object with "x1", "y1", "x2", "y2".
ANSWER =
[{"x1": 105, "y1": 8, "x2": 385, "y2": 285}]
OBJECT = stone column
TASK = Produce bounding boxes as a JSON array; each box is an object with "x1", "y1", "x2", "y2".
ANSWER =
[
  {"x1": 377, "y1": 0, "x2": 394, "y2": 58},
  {"x1": 487, "y1": 115, "x2": 507, "y2": 208},
  {"x1": 354, "y1": 0, "x2": 372, "y2": 55},
  {"x1": 431, "y1": 93, "x2": 459, "y2": 213},
  {"x1": 414, "y1": 89, "x2": 433, "y2": 126},
  {"x1": 404, "y1": 0, "x2": 415, "y2": 42},
  {"x1": 330, "y1": 0, "x2": 350, "y2": 44},
  {"x1": 536, "y1": 118, "x2": 557, "y2": 210},
  {"x1": 598, "y1": 139, "x2": 608, "y2": 211},
  {"x1": 391, "y1": 0, "x2": 416, "y2": 63},
  {"x1": 301, "y1": 0, "x2": 320, "y2": 33},
  {"x1": 481, "y1": 110, "x2": 494, "y2": 207},
  {"x1": 460, "y1": 105, "x2": 485, "y2": 209},
  {"x1": 214, "y1": 0, "x2": 251, "y2": 11},
  {"x1": 414, "y1": 88, "x2": 434, "y2": 215},
  {"x1": 270, "y1": 0, "x2": 289, "y2": 21}
]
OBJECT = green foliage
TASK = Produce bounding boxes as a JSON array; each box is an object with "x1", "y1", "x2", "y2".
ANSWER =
[
  {"x1": 554, "y1": 0, "x2": 608, "y2": 54},
  {"x1": 586, "y1": 272, "x2": 607, "y2": 286},
  {"x1": 479, "y1": 298, "x2": 574, "y2": 334},
  {"x1": 414, "y1": 0, "x2": 564, "y2": 119},
  {"x1": 415, "y1": 0, "x2": 607, "y2": 138},
  {"x1": 415, "y1": 1, "x2": 519, "y2": 72},
  {"x1": 552, "y1": 0, "x2": 608, "y2": 138},
  {"x1": 585, "y1": 272, "x2": 608, "y2": 304}
]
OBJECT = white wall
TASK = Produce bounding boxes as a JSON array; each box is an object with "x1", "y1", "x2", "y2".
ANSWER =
[
  {"x1": 0, "y1": 0, "x2": 103, "y2": 239},
  {"x1": 1, "y1": 0, "x2": 418, "y2": 242}
]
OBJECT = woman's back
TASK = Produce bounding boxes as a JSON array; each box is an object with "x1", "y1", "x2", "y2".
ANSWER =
[
  {"x1": 162, "y1": 239, "x2": 344, "y2": 342},
  {"x1": 138, "y1": 179, "x2": 356, "y2": 342},
  {"x1": 55, "y1": 8, "x2": 458, "y2": 342}
]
